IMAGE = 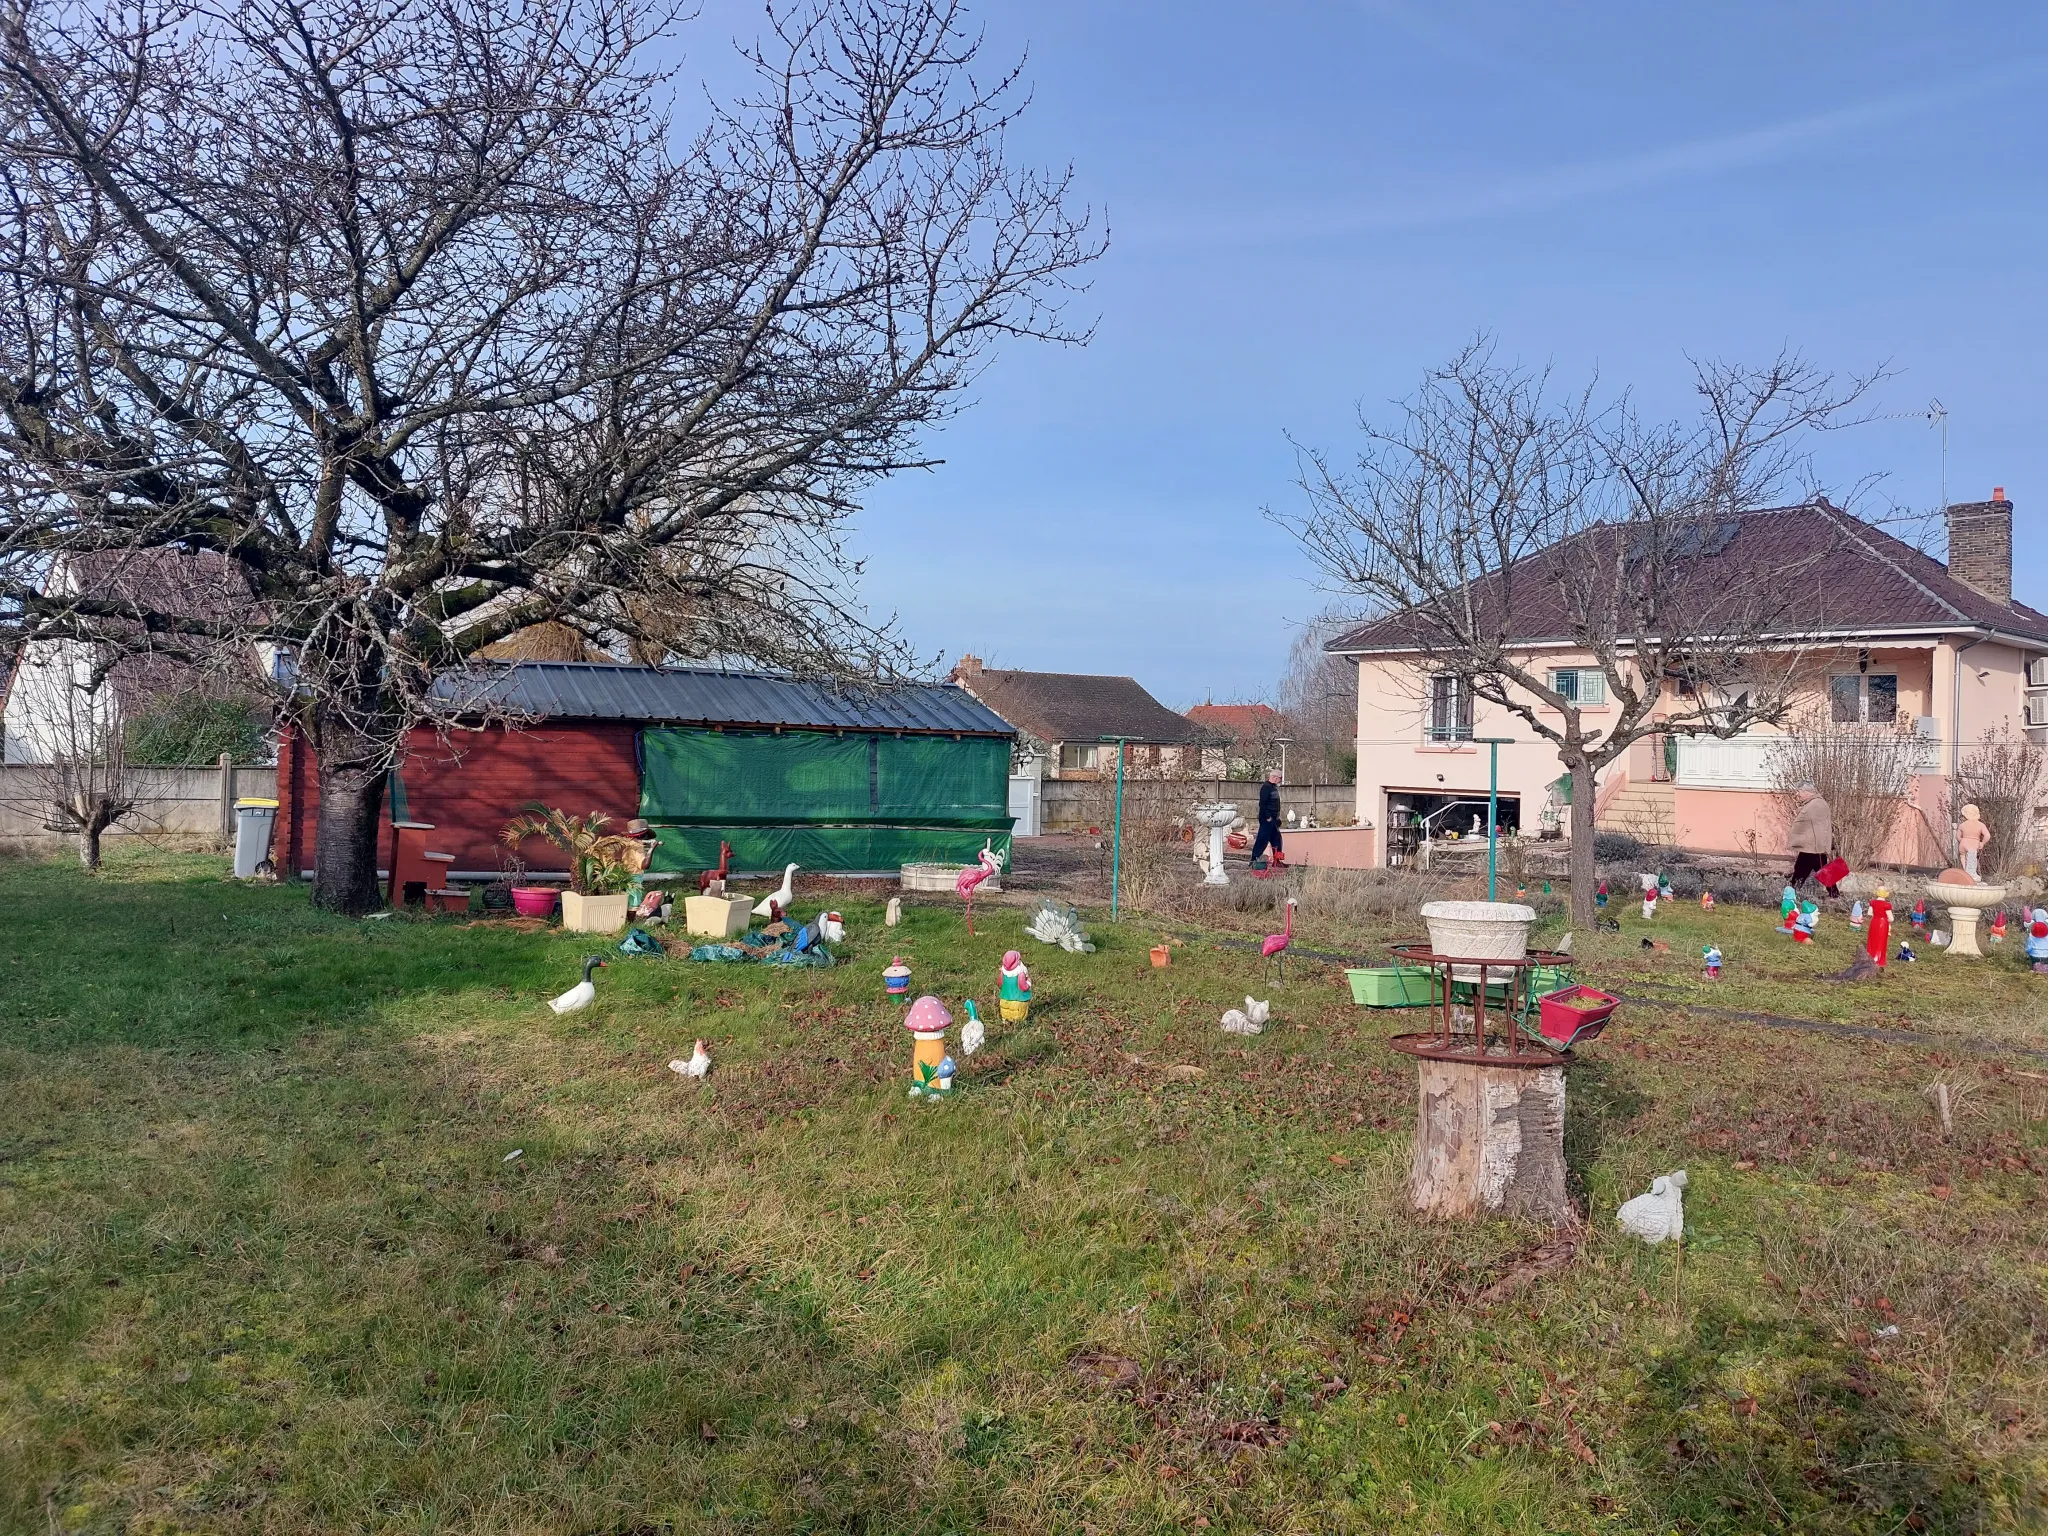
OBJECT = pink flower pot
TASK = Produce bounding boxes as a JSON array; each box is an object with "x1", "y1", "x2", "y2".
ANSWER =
[{"x1": 510, "y1": 886, "x2": 560, "y2": 918}]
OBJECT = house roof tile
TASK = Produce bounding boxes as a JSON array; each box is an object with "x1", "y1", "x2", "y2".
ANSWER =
[
  {"x1": 952, "y1": 664, "x2": 1213, "y2": 745},
  {"x1": 1325, "y1": 502, "x2": 2048, "y2": 655}
]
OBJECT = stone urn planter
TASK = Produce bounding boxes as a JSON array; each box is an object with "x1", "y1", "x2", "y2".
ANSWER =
[
  {"x1": 1419, "y1": 900, "x2": 1537, "y2": 980},
  {"x1": 1926, "y1": 876, "x2": 2008, "y2": 958}
]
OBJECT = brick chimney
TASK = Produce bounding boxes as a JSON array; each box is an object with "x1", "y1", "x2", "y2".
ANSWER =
[
  {"x1": 951, "y1": 653, "x2": 982, "y2": 682},
  {"x1": 1947, "y1": 488, "x2": 2013, "y2": 605}
]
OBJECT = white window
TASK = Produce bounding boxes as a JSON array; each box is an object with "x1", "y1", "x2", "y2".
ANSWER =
[
  {"x1": 1058, "y1": 742, "x2": 1100, "y2": 771},
  {"x1": 1829, "y1": 673, "x2": 1898, "y2": 725},
  {"x1": 1427, "y1": 675, "x2": 1473, "y2": 742},
  {"x1": 1549, "y1": 667, "x2": 1608, "y2": 706}
]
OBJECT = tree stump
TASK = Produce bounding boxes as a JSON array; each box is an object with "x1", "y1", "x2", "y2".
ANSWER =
[{"x1": 1407, "y1": 1055, "x2": 1573, "y2": 1225}]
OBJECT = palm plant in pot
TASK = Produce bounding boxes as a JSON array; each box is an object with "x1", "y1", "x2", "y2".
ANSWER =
[{"x1": 500, "y1": 806, "x2": 643, "y2": 931}]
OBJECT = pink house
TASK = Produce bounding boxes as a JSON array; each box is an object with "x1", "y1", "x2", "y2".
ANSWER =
[{"x1": 1326, "y1": 494, "x2": 2048, "y2": 870}]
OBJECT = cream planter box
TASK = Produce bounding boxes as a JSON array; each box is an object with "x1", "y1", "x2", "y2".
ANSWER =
[
  {"x1": 561, "y1": 891, "x2": 630, "y2": 934},
  {"x1": 684, "y1": 893, "x2": 754, "y2": 939}
]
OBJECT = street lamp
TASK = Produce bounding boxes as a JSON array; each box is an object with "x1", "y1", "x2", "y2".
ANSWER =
[{"x1": 1273, "y1": 734, "x2": 1293, "y2": 785}]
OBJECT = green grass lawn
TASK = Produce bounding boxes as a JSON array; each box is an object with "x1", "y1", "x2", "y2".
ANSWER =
[{"x1": 3, "y1": 850, "x2": 2046, "y2": 1534}]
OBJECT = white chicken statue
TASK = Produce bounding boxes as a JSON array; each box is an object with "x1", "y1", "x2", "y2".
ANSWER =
[
  {"x1": 548, "y1": 955, "x2": 607, "y2": 1015},
  {"x1": 669, "y1": 1039, "x2": 712, "y2": 1079},
  {"x1": 753, "y1": 863, "x2": 800, "y2": 918},
  {"x1": 818, "y1": 911, "x2": 845, "y2": 944},
  {"x1": 1616, "y1": 1169, "x2": 1687, "y2": 1244}
]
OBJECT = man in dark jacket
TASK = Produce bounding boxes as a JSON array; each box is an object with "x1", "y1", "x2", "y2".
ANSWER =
[{"x1": 1248, "y1": 769, "x2": 1285, "y2": 867}]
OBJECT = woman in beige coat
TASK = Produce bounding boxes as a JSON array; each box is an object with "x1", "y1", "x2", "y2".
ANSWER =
[{"x1": 1787, "y1": 784, "x2": 1838, "y2": 895}]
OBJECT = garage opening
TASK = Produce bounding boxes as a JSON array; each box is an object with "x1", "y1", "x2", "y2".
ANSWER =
[{"x1": 1384, "y1": 789, "x2": 1521, "y2": 868}]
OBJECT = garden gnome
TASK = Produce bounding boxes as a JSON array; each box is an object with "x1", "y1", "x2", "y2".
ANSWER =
[
  {"x1": 1849, "y1": 898, "x2": 1865, "y2": 928},
  {"x1": 1659, "y1": 874, "x2": 1675, "y2": 904},
  {"x1": 1910, "y1": 898, "x2": 1929, "y2": 932},
  {"x1": 1990, "y1": 910, "x2": 2008, "y2": 944},
  {"x1": 1779, "y1": 884, "x2": 1799, "y2": 930},
  {"x1": 1702, "y1": 944, "x2": 1723, "y2": 980},
  {"x1": 1642, "y1": 886, "x2": 1658, "y2": 921},
  {"x1": 1865, "y1": 887, "x2": 1892, "y2": 970},
  {"x1": 1700, "y1": 890, "x2": 1715, "y2": 911},
  {"x1": 1897, "y1": 941, "x2": 1917, "y2": 963},
  {"x1": 1596, "y1": 879, "x2": 1608, "y2": 910},
  {"x1": 998, "y1": 950, "x2": 1033, "y2": 1023},
  {"x1": 1793, "y1": 900, "x2": 1819, "y2": 944},
  {"x1": 2026, "y1": 909, "x2": 2048, "y2": 973},
  {"x1": 1957, "y1": 804, "x2": 1991, "y2": 880}
]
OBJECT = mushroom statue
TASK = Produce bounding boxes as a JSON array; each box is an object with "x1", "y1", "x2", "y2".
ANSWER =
[{"x1": 904, "y1": 994, "x2": 954, "y2": 1097}]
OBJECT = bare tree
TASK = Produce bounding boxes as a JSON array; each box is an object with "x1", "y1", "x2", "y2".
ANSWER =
[
  {"x1": 1768, "y1": 712, "x2": 1919, "y2": 873},
  {"x1": 1283, "y1": 340, "x2": 1876, "y2": 924},
  {"x1": 0, "y1": 658, "x2": 138, "y2": 869},
  {"x1": 1950, "y1": 724, "x2": 2045, "y2": 880},
  {"x1": 1277, "y1": 606, "x2": 1360, "y2": 782},
  {"x1": 0, "y1": 0, "x2": 1099, "y2": 912}
]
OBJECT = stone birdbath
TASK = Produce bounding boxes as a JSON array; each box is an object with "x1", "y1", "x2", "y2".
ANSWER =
[
  {"x1": 1190, "y1": 802, "x2": 1243, "y2": 887},
  {"x1": 1926, "y1": 870, "x2": 2008, "y2": 958}
]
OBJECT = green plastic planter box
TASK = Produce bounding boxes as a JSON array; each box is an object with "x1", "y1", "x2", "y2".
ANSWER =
[
  {"x1": 1451, "y1": 964, "x2": 1572, "y2": 1005},
  {"x1": 1346, "y1": 966, "x2": 1437, "y2": 1007}
]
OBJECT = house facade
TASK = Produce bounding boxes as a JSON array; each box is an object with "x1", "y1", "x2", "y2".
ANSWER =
[
  {"x1": 1328, "y1": 494, "x2": 2048, "y2": 870},
  {"x1": 948, "y1": 655, "x2": 1215, "y2": 780},
  {"x1": 1, "y1": 549, "x2": 272, "y2": 764}
]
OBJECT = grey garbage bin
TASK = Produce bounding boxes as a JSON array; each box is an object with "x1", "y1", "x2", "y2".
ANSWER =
[{"x1": 233, "y1": 798, "x2": 278, "y2": 878}]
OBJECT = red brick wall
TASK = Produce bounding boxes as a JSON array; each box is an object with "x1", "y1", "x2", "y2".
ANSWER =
[{"x1": 274, "y1": 721, "x2": 641, "y2": 878}]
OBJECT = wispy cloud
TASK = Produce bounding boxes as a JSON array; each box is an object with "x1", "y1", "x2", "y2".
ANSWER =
[{"x1": 1128, "y1": 60, "x2": 2047, "y2": 248}]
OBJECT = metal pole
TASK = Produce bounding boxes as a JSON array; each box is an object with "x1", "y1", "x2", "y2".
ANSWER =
[
  {"x1": 1473, "y1": 737, "x2": 1513, "y2": 902},
  {"x1": 1487, "y1": 741, "x2": 1499, "y2": 901},
  {"x1": 1105, "y1": 737, "x2": 1128, "y2": 922}
]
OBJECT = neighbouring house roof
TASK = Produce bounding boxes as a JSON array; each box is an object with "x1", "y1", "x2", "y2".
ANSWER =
[
  {"x1": 1325, "y1": 503, "x2": 2048, "y2": 655},
  {"x1": 1, "y1": 547, "x2": 261, "y2": 724},
  {"x1": 428, "y1": 661, "x2": 1014, "y2": 737},
  {"x1": 1185, "y1": 702, "x2": 1282, "y2": 749},
  {"x1": 949, "y1": 657, "x2": 1215, "y2": 746}
]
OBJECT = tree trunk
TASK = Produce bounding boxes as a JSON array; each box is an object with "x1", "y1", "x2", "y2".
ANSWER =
[
  {"x1": 311, "y1": 759, "x2": 389, "y2": 915},
  {"x1": 77, "y1": 825, "x2": 102, "y2": 871},
  {"x1": 1408, "y1": 1056, "x2": 1573, "y2": 1226},
  {"x1": 1568, "y1": 757, "x2": 1598, "y2": 926}
]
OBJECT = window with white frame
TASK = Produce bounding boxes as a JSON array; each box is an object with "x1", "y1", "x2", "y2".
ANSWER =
[
  {"x1": 1427, "y1": 675, "x2": 1473, "y2": 742},
  {"x1": 1829, "y1": 672, "x2": 1898, "y2": 725},
  {"x1": 1058, "y1": 742, "x2": 1101, "y2": 771},
  {"x1": 1549, "y1": 667, "x2": 1608, "y2": 706}
]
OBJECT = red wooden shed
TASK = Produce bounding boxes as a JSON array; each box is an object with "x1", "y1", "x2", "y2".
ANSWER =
[{"x1": 275, "y1": 661, "x2": 1015, "y2": 883}]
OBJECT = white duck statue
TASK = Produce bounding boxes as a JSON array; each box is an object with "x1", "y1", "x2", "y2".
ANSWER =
[
  {"x1": 549, "y1": 954, "x2": 607, "y2": 1015},
  {"x1": 753, "y1": 863, "x2": 800, "y2": 918},
  {"x1": 1616, "y1": 1169, "x2": 1687, "y2": 1244}
]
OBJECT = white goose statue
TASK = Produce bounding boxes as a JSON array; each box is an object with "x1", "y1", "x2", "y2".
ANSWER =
[
  {"x1": 753, "y1": 862, "x2": 800, "y2": 918},
  {"x1": 549, "y1": 955, "x2": 607, "y2": 1015}
]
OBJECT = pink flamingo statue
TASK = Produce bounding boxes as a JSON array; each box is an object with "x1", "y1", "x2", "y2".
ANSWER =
[
  {"x1": 956, "y1": 840, "x2": 1006, "y2": 936},
  {"x1": 1262, "y1": 897, "x2": 1297, "y2": 982}
]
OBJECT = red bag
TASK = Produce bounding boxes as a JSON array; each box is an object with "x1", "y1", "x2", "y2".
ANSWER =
[{"x1": 1815, "y1": 857, "x2": 1849, "y2": 888}]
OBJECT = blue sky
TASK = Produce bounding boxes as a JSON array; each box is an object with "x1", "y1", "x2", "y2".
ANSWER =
[{"x1": 687, "y1": 2, "x2": 2048, "y2": 705}]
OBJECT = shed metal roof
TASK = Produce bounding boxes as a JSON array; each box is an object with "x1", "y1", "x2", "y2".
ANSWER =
[{"x1": 429, "y1": 661, "x2": 1015, "y2": 736}]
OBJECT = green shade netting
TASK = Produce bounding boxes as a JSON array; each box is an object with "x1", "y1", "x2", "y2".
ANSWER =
[{"x1": 638, "y1": 727, "x2": 1012, "y2": 873}]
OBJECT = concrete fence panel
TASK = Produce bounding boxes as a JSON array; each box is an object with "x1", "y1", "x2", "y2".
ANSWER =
[{"x1": 0, "y1": 761, "x2": 274, "y2": 856}]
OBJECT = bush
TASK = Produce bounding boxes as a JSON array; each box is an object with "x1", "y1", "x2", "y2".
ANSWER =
[
  {"x1": 124, "y1": 695, "x2": 268, "y2": 766},
  {"x1": 1592, "y1": 831, "x2": 1645, "y2": 863}
]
